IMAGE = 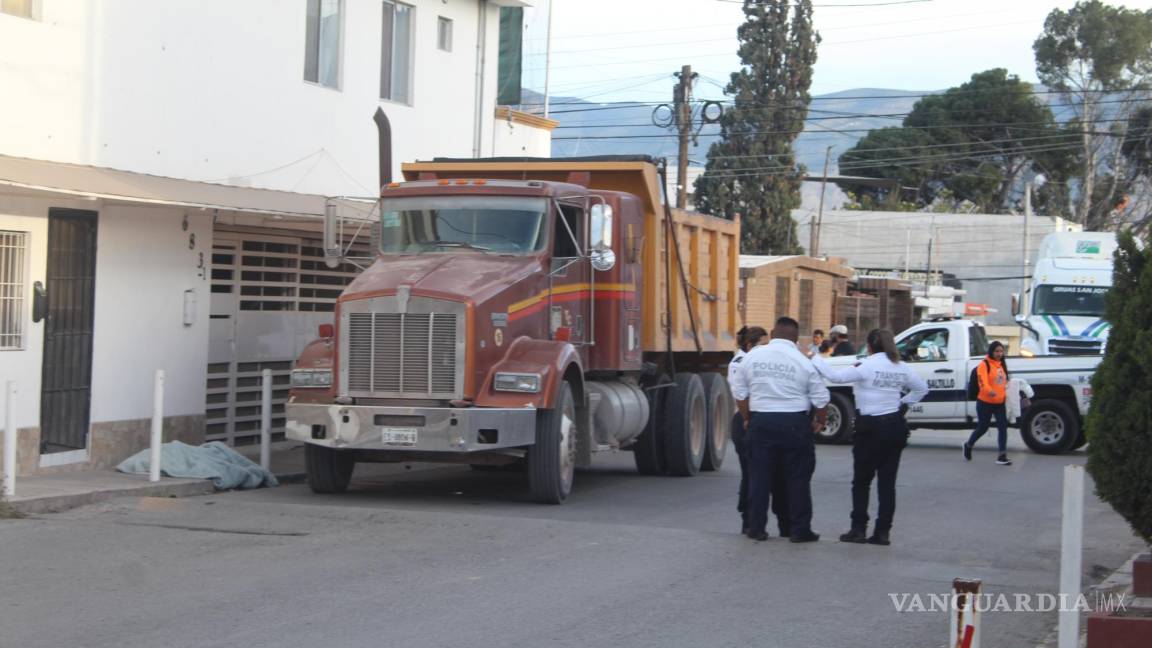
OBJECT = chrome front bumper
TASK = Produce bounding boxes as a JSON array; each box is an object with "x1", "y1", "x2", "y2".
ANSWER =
[{"x1": 285, "y1": 402, "x2": 537, "y2": 452}]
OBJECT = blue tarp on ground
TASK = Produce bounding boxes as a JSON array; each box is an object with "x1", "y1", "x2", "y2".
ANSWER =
[{"x1": 116, "y1": 441, "x2": 279, "y2": 490}]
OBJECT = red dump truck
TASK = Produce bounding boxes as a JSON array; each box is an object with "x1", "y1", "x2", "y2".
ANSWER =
[{"x1": 286, "y1": 156, "x2": 740, "y2": 503}]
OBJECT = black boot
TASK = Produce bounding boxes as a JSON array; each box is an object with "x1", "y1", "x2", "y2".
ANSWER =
[
  {"x1": 867, "y1": 530, "x2": 891, "y2": 546},
  {"x1": 839, "y1": 526, "x2": 868, "y2": 544}
]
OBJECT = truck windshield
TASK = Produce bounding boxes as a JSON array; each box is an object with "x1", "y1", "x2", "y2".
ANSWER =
[
  {"x1": 379, "y1": 196, "x2": 548, "y2": 255},
  {"x1": 1032, "y1": 285, "x2": 1108, "y2": 317}
]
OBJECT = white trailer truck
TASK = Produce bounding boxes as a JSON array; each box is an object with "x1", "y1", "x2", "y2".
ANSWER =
[{"x1": 1016, "y1": 231, "x2": 1117, "y2": 356}]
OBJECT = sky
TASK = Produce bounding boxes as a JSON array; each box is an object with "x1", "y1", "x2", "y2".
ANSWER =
[{"x1": 519, "y1": 0, "x2": 1152, "y2": 105}]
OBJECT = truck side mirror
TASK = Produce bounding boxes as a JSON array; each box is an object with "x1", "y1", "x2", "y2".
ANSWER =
[
  {"x1": 589, "y1": 203, "x2": 616, "y2": 272},
  {"x1": 589, "y1": 204, "x2": 614, "y2": 250}
]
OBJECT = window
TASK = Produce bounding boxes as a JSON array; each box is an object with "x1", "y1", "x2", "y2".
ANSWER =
[
  {"x1": 552, "y1": 205, "x2": 583, "y2": 259},
  {"x1": 898, "y1": 328, "x2": 949, "y2": 363},
  {"x1": 437, "y1": 16, "x2": 453, "y2": 52},
  {"x1": 0, "y1": 231, "x2": 28, "y2": 350},
  {"x1": 304, "y1": 0, "x2": 342, "y2": 89},
  {"x1": 1033, "y1": 285, "x2": 1108, "y2": 317},
  {"x1": 381, "y1": 1, "x2": 414, "y2": 103},
  {"x1": 1, "y1": 0, "x2": 33, "y2": 18},
  {"x1": 380, "y1": 196, "x2": 548, "y2": 256},
  {"x1": 968, "y1": 325, "x2": 990, "y2": 358},
  {"x1": 775, "y1": 277, "x2": 790, "y2": 319}
]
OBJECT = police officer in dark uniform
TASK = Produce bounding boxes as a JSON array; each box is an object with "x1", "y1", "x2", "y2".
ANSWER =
[{"x1": 731, "y1": 317, "x2": 830, "y2": 543}]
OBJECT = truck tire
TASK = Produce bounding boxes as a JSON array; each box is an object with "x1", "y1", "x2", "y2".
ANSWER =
[
  {"x1": 1071, "y1": 431, "x2": 1088, "y2": 451},
  {"x1": 305, "y1": 444, "x2": 355, "y2": 494},
  {"x1": 700, "y1": 372, "x2": 732, "y2": 471},
  {"x1": 528, "y1": 381, "x2": 578, "y2": 504},
  {"x1": 1020, "y1": 399, "x2": 1079, "y2": 455},
  {"x1": 632, "y1": 377, "x2": 668, "y2": 475},
  {"x1": 816, "y1": 392, "x2": 855, "y2": 445},
  {"x1": 663, "y1": 372, "x2": 707, "y2": 476}
]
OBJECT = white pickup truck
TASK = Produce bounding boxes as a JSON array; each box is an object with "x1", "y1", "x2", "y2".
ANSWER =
[{"x1": 817, "y1": 318, "x2": 1100, "y2": 455}]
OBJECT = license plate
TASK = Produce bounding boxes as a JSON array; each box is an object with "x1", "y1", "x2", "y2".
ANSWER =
[{"x1": 380, "y1": 428, "x2": 418, "y2": 446}]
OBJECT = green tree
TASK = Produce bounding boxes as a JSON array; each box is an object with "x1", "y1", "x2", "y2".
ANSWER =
[
  {"x1": 1034, "y1": 0, "x2": 1152, "y2": 230},
  {"x1": 1086, "y1": 231, "x2": 1152, "y2": 544},
  {"x1": 694, "y1": 0, "x2": 819, "y2": 254},
  {"x1": 838, "y1": 69, "x2": 1073, "y2": 213}
]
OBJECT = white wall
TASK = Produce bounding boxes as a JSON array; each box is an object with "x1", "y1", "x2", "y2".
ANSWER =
[
  {"x1": 89, "y1": 205, "x2": 212, "y2": 421},
  {"x1": 0, "y1": 197, "x2": 53, "y2": 430},
  {"x1": 491, "y1": 117, "x2": 552, "y2": 157},
  {"x1": 0, "y1": 0, "x2": 531, "y2": 197}
]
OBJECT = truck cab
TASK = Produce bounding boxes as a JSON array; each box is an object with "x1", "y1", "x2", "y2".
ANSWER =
[{"x1": 1017, "y1": 232, "x2": 1116, "y2": 355}]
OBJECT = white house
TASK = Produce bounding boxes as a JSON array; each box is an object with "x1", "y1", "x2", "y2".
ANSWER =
[{"x1": 0, "y1": 0, "x2": 553, "y2": 475}]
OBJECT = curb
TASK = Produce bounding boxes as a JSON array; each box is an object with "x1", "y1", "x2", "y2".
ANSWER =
[{"x1": 9, "y1": 479, "x2": 217, "y2": 516}]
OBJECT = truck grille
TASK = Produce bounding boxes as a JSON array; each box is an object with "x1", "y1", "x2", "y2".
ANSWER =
[
  {"x1": 1048, "y1": 338, "x2": 1103, "y2": 355},
  {"x1": 345, "y1": 312, "x2": 461, "y2": 397}
]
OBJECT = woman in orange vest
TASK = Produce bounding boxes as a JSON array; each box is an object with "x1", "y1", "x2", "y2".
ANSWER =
[{"x1": 963, "y1": 341, "x2": 1013, "y2": 465}]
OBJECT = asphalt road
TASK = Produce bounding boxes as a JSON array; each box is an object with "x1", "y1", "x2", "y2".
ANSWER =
[{"x1": 1, "y1": 430, "x2": 1142, "y2": 648}]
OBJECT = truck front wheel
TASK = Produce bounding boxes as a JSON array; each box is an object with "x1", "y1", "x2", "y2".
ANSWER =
[
  {"x1": 1020, "y1": 399, "x2": 1079, "y2": 454},
  {"x1": 305, "y1": 444, "x2": 355, "y2": 494},
  {"x1": 528, "y1": 381, "x2": 578, "y2": 504}
]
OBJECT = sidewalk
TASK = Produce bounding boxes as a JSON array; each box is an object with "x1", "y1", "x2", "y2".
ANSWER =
[{"x1": 3, "y1": 441, "x2": 308, "y2": 516}]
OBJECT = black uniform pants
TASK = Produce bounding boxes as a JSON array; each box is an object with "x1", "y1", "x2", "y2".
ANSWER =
[
  {"x1": 851, "y1": 412, "x2": 908, "y2": 533},
  {"x1": 747, "y1": 411, "x2": 814, "y2": 536},
  {"x1": 732, "y1": 413, "x2": 790, "y2": 533}
]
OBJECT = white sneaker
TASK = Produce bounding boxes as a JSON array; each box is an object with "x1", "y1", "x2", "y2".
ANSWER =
[{"x1": 996, "y1": 455, "x2": 1012, "y2": 466}]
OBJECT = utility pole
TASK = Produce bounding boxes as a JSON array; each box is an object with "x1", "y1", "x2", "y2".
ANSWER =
[
  {"x1": 811, "y1": 145, "x2": 833, "y2": 256},
  {"x1": 904, "y1": 229, "x2": 911, "y2": 278},
  {"x1": 1021, "y1": 179, "x2": 1033, "y2": 317},
  {"x1": 543, "y1": 0, "x2": 554, "y2": 118},
  {"x1": 673, "y1": 64, "x2": 697, "y2": 209}
]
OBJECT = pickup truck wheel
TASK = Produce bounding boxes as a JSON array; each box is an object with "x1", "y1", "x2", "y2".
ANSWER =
[
  {"x1": 528, "y1": 381, "x2": 577, "y2": 504},
  {"x1": 816, "y1": 392, "x2": 855, "y2": 445},
  {"x1": 632, "y1": 376, "x2": 669, "y2": 475},
  {"x1": 664, "y1": 372, "x2": 707, "y2": 476},
  {"x1": 305, "y1": 444, "x2": 355, "y2": 494},
  {"x1": 1021, "y1": 399, "x2": 1079, "y2": 454},
  {"x1": 700, "y1": 372, "x2": 732, "y2": 471}
]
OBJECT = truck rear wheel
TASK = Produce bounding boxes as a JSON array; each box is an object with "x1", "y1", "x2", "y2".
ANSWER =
[
  {"x1": 305, "y1": 444, "x2": 355, "y2": 494},
  {"x1": 700, "y1": 372, "x2": 732, "y2": 471},
  {"x1": 632, "y1": 376, "x2": 668, "y2": 475},
  {"x1": 816, "y1": 392, "x2": 855, "y2": 444},
  {"x1": 1020, "y1": 399, "x2": 1079, "y2": 454},
  {"x1": 664, "y1": 372, "x2": 707, "y2": 476},
  {"x1": 528, "y1": 381, "x2": 577, "y2": 504}
]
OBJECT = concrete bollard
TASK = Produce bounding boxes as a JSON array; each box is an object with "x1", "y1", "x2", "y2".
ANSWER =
[
  {"x1": 950, "y1": 578, "x2": 981, "y2": 648},
  {"x1": 150, "y1": 370, "x2": 165, "y2": 482},
  {"x1": 3, "y1": 381, "x2": 15, "y2": 497},
  {"x1": 260, "y1": 368, "x2": 272, "y2": 471},
  {"x1": 1059, "y1": 465, "x2": 1085, "y2": 648}
]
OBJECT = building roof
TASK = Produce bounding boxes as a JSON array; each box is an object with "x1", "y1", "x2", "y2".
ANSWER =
[
  {"x1": 0, "y1": 154, "x2": 373, "y2": 219},
  {"x1": 739, "y1": 254, "x2": 856, "y2": 278}
]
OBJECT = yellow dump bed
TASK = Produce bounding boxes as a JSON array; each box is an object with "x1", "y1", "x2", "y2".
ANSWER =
[{"x1": 401, "y1": 158, "x2": 739, "y2": 353}]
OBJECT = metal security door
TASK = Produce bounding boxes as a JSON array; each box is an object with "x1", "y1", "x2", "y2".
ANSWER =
[{"x1": 40, "y1": 209, "x2": 98, "y2": 453}]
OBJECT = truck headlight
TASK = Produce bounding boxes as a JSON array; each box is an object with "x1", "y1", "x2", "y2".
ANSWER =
[
  {"x1": 494, "y1": 372, "x2": 541, "y2": 393},
  {"x1": 292, "y1": 369, "x2": 332, "y2": 388}
]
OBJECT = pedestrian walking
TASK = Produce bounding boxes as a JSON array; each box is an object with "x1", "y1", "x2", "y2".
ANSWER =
[
  {"x1": 812, "y1": 329, "x2": 929, "y2": 546},
  {"x1": 963, "y1": 341, "x2": 1013, "y2": 465},
  {"x1": 731, "y1": 317, "x2": 829, "y2": 543},
  {"x1": 728, "y1": 325, "x2": 768, "y2": 533},
  {"x1": 829, "y1": 324, "x2": 856, "y2": 357}
]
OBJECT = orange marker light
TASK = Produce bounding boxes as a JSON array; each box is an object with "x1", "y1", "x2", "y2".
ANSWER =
[
  {"x1": 455, "y1": 179, "x2": 468, "y2": 185},
  {"x1": 474, "y1": 179, "x2": 487, "y2": 185},
  {"x1": 438, "y1": 179, "x2": 451, "y2": 185},
  {"x1": 386, "y1": 182, "x2": 400, "y2": 188}
]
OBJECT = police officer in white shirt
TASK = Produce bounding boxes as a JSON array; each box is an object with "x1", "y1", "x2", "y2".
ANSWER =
[
  {"x1": 811, "y1": 328, "x2": 929, "y2": 546},
  {"x1": 731, "y1": 317, "x2": 830, "y2": 543}
]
